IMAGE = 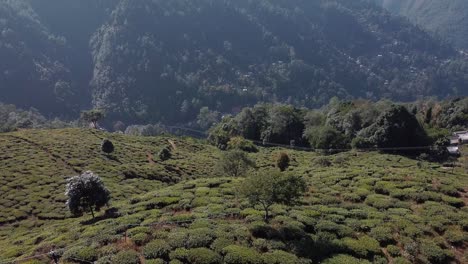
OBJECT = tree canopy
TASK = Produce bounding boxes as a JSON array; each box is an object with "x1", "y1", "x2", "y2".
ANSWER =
[
  {"x1": 241, "y1": 171, "x2": 306, "y2": 221},
  {"x1": 65, "y1": 171, "x2": 110, "y2": 219}
]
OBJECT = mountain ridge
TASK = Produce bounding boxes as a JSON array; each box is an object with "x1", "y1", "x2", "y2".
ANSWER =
[{"x1": 0, "y1": 0, "x2": 467, "y2": 124}]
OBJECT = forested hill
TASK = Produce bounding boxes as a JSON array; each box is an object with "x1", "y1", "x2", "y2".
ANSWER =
[
  {"x1": 376, "y1": 0, "x2": 468, "y2": 50},
  {"x1": 1, "y1": 0, "x2": 468, "y2": 123}
]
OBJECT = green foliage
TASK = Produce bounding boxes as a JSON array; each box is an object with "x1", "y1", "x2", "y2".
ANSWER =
[
  {"x1": 322, "y1": 254, "x2": 371, "y2": 264},
  {"x1": 304, "y1": 126, "x2": 349, "y2": 151},
  {"x1": 197, "y1": 107, "x2": 220, "y2": 130},
  {"x1": 143, "y1": 239, "x2": 171, "y2": 259},
  {"x1": 186, "y1": 228, "x2": 215, "y2": 248},
  {"x1": 62, "y1": 246, "x2": 98, "y2": 263},
  {"x1": 186, "y1": 248, "x2": 222, "y2": 264},
  {"x1": 369, "y1": 225, "x2": 395, "y2": 245},
  {"x1": 275, "y1": 152, "x2": 290, "y2": 172},
  {"x1": 262, "y1": 250, "x2": 301, "y2": 264},
  {"x1": 216, "y1": 150, "x2": 255, "y2": 177},
  {"x1": 111, "y1": 250, "x2": 141, "y2": 264},
  {"x1": 0, "y1": 128, "x2": 467, "y2": 264},
  {"x1": 101, "y1": 139, "x2": 115, "y2": 154},
  {"x1": 65, "y1": 171, "x2": 110, "y2": 219},
  {"x1": 80, "y1": 109, "x2": 105, "y2": 128},
  {"x1": 359, "y1": 105, "x2": 429, "y2": 151},
  {"x1": 158, "y1": 146, "x2": 172, "y2": 161},
  {"x1": 342, "y1": 235, "x2": 381, "y2": 257},
  {"x1": 223, "y1": 245, "x2": 263, "y2": 264},
  {"x1": 419, "y1": 239, "x2": 454, "y2": 263},
  {"x1": 227, "y1": 137, "x2": 258, "y2": 153},
  {"x1": 241, "y1": 171, "x2": 306, "y2": 221}
]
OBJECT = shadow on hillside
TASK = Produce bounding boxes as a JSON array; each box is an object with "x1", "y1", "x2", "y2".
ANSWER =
[
  {"x1": 251, "y1": 224, "x2": 345, "y2": 262},
  {"x1": 80, "y1": 207, "x2": 121, "y2": 225},
  {"x1": 105, "y1": 154, "x2": 123, "y2": 164}
]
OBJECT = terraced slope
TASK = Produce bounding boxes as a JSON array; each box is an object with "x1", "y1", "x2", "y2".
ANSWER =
[{"x1": 0, "y1": 129, "x2": 467, "y2": 263}]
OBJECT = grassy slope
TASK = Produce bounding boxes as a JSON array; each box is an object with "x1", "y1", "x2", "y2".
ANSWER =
[{"x1": 0, "y1": 128, "x2": 467, "y2": 263}]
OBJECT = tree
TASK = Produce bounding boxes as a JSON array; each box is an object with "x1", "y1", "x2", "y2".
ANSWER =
[
  {"x1": 65, "y1": 171, "x2": 110, "y2": 219},
  {"x1": 101, "y1": 139, "x2": 114, "y2": 154},
  {"x1": 241, "y1": 171, "x2": 306, "y2": 222},
  {"x1": 263, "y1": 105, "x2": 305, "y2": 145},
  {"x1": 159, "y1": 146, "x2": 172, "y2": 161},
  {"x1": 227, "y1": 136, "x2": 258, "y2": 153},
  {"x1": 276, "y1": 152, "x2": 290, "y2": 171},
  {"x1": 304, "y1": 126, "x2": 349, "y2": 151},
  {"x1": 216, "y1": 150, "x2": 256, "y2": 177},
  {"x1": 80, "y1": 109, "x2": 105, "y2": 129},
  {"x1": 197, "y1": 107, "x2": 220, "y2": 130},
  {"x1": 359, "y1": 105, "x2": 430, "y2": 151}
]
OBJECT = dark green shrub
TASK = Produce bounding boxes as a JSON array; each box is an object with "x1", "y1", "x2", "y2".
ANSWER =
[
  {"x1": 167, "y1": 231, "x2": 188, "y2": 248},
  {"x1": 227, "y1": 137, "x2": 258, "y2": 153},
  {"x1": 158, "y1": 147, "x2": 172, "y2": 161},
  {"x1": 187, "y1": 248, "x2": 222, "y2": 264},
  {"x1": 342, "y1": 235, "x2": 381, "y2": 257},
  {"x1": 262, "y1": 250, "x2": 300, "y2": 264},
  {"x1": 322, "y1": 254, "x2": 371, "y2": 264},
  {"x1": 444, "y1": 226, "x2": 467, "y2": 244},
  {"x1": 131, "y1": 232, "x2": 149, "y2": 246},
  {"x1": 145, "y1": 259, "x2": 165, "y2": 264},
  {"x1": 386, "y1": 245, "x2": 400, "y2": 257},
  {"x1": 211, "y1": 238, "x2": 235, "y2": 254},
  {"x1": 369, "y1": 225, "x2": 395, "y2": 245},
  {"x1": 169, "y1": 248, "x2": 188, "y2": 261},
  {"x1": 62, "y1": 246, "x2": 98, "y2": 263},
  {"x1": 276, "y1": 152, "x2": 290, "y2": 171},
  {"x1": 392, "y1": 257, "x2": 411, "y2": 264},
  {"x1": 186, "y1": 228, "x2": 215, "y2": 248},
  {"x1": 101, "y1": 139, "x2": 114, "y2": 154},
  {"x1": 419, "y1": 239, "x2": 454, "y2": 264},
  {"x1": 143, "y1": 239, "x2": 170, "y2": 259},
  {"x1": 223, "y1": 245, "x2": 263, "y2": 264},
  {"x1": 216, "y1": 150, "x2": 256, "y2": 177},
  {"x1": 441, "y1": 195, "x2": 464, "y2": 208},
  {"x1": 111, "y1": 250, "x2": 140, "y2": 264}
]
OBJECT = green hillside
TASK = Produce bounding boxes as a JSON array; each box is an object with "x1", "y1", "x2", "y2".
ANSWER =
[{"x1": 0, "y1": 128, "x2": 467, "y2": 263}]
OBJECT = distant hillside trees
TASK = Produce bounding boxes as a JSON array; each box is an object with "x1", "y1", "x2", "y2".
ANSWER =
[
  {"x1": 0, "y1": 103, "x2": 71, "y2": 132},
  {"x1": 357, "y1": 105, "x2": 430, "y2": 150},
  {"x1": 209, "y1": 99, "x2": 464, "y2": 157},
  {"x1": 65, "y1": 171, "x2": 110, "y2": 219},
  {"x1": 81, "y1": 109, "x2": 105, "y2": 129},
  {"x1": 241, "y1": 171, "x2": 306, "y2": 222}
]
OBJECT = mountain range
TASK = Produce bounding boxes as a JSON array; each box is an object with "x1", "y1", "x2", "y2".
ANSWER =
[
  {"x1": 376, "y1": 0, "x2": 468, "y2": 50},
  {"x1": 1, "y1": 0, "x2": 467, "y2": 124}
]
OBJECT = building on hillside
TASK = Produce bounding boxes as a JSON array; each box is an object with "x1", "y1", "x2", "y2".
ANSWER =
[
  {"x1": 454, "y1": 131, "x2": 468, "y2": 143},
  {"x1": 447, "y1": 131, "x2": 467, "y2": 156},
  {"x1": 447, "y1": 146, "x2": 460, "y2": 156}
]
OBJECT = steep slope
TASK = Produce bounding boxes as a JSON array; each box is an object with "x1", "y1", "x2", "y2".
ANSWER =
[
  {"x1": 0, "y1": 0, "x2": 78, "y2": 115},
  {"x1": 376, "y1": 0, "x2": 468, "y2": 49},
  {"x1": 89, "y1": 0, "x2": 468, "y2": 122},
  {"x1": 0, "y1": 129, "x2": 467, "y2": 263}
]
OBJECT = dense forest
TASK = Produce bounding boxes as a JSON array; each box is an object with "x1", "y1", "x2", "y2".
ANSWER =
[
  {"x1": 375, "y1": 0, "x2": 468, "y2": 50},
  {"x1": 207, "y1": 98, "x2": 468, "y2": 158},
  {"x1": 0, "y1": 0, "x2": 468, "y2": 125}
]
